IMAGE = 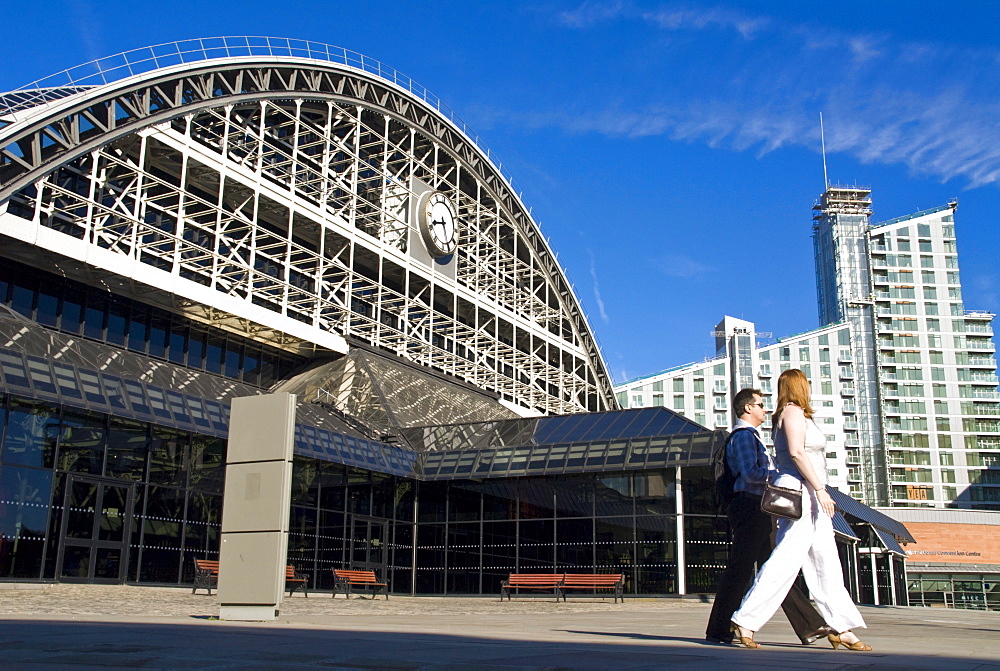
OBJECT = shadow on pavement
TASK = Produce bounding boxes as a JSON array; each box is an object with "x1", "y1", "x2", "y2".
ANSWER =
[{"x1": 4, "y1": 619, "x2": 998, "y2": 669}]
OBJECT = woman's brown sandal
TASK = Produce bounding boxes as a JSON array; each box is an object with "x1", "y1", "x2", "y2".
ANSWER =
[
  {"x1": 828, "y1": 633, "x2": 872, "y2": 651},
  {"x1": 730, "y1": 622, "x2": 761, "y2": 649}
]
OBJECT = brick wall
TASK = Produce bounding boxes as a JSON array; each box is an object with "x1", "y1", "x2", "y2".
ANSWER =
[{"x1": 902, "y1": 522, "x2": 1000, "y2": 564}]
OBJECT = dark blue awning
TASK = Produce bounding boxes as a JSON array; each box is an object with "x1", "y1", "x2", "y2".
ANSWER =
[
  {"x1": 832, "y1": 511, "x2": 860, "y2": 540},
  {"x1": 828, "y1": 487, "x2": 915, "y2": 543},
  {"x1": 873, "y1": 527, "x2": 906, "y2": 555}
]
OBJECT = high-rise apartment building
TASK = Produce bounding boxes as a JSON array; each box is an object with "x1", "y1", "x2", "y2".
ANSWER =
[
  {"x1": 866, "y1": 201, "x2": 999, "y2": 509},
  {"x1": 616, "y1": 188, "x2": 1000, "y2": 510}
]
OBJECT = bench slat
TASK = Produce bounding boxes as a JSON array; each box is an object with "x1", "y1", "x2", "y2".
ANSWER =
[
  {"x1": 500, "y1": 573, "x2": 625, "y2": 603},
  {"x1": 192, "y1": 560, "x2": 308, "y2": 597},
  {"x1": 331, "y1": 569, "x2": 388, "y2": 600}
]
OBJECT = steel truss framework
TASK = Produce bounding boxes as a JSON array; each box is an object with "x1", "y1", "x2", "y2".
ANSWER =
[{"x1": 0, "y1": 56, "x2": 615, "y2": 414}]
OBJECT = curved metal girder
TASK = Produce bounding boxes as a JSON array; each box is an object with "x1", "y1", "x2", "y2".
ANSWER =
[{"x1": 0, "y1": 56, "x2": 616, "y2": 413}]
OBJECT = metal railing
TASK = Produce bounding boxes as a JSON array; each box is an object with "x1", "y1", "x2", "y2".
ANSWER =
[{"x1": 1, "y1": 36, "x2": 519, "y2": 198}]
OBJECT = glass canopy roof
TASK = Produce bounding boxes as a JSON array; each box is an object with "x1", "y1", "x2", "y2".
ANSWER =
[{"x1": 0, "y1": 309, "x2": 725, "y2": 481}]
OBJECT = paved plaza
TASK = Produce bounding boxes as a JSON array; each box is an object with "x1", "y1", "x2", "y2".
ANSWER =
[{"x1": 1, "y1": 583, "x2": 998, "y2": 669}]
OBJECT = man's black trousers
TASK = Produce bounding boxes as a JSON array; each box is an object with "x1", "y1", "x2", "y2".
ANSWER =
[{"x1": 705, "y1": 493, "x2": 826, "y2": 642}]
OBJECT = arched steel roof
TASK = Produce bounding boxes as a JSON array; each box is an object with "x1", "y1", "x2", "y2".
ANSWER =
[{"x1": 0, "y1": 37, "x2": 616, "y2": 412}]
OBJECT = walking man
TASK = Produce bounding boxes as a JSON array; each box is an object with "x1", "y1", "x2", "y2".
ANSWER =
[{"x1": 705, "y1": 387, "x2": 832, "y2": 644}]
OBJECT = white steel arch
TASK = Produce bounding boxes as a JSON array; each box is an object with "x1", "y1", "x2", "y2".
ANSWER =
[{"x1": 0, "y1": 39, "x2": 616, "y2": 415}]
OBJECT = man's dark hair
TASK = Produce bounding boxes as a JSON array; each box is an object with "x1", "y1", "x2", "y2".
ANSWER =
[{"x1": 732, "y1": 387, "x2": 763, "y2": 419}]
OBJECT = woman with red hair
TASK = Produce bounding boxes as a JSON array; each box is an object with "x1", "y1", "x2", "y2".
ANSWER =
[{"x1": 729, "y1": 369, "x2": 872, "y2": 651}]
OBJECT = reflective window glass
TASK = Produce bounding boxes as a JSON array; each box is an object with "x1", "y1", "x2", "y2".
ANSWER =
[
  {"x1": 519, "y1": 478, "x2": 555, "y2": 518},
  {"x1": 594, "y1": 517, "x2": 635, "y2": 572},
  {"x1": 83, "y1": 296, "x2": 106, "y2": 340},
  {"x1": 61, "y1": 290, "x2": 84, "y2": 334},
  {"x1": 189, "y1": 436, "x2": 224, "y2": 493},
  {"x1": 518, "y1": 519, "x2": 554, "y2": 568},
  {"x1": 169, "y1": 327, "x2": 187, "y2": 365},
  {"x1": 56, "y1": 409, "x2": 107, "y2": 474},
  {"x1": 0, "y1": 465, "x2": 52, "y2": 578},
  {"x1": 291, "y1": 456, "x2": 320, "y2": 507},
  {"x1": 555, "y1": 518, "x2": 595, "y2": 568},
  {"x1": 148, "y1": 428, "x2": 187, "y2": 486},
  {"x1": 107, "y1": 302, "x2": 128, "y2": 347},
  {"x1": 635, "y1": 515, "x2": 677, "y2": 593},
  {"x1": 187, "y1": 333, "x2": 206, "y2": 370},
  {"x1": 11, "y1": 281, "x2": 35, "y2": 319},
  {"x1": 205, "y1": 338, "x2": 224, "y2": 374},
  {"x1": 148, "y1": 315, "x2": 168, "y2": 359},
  {"x1": 224, "y1": 346, "x2": 242, "y2": 379},
  {"x1": 2, "y1": 399, "x2": 59, "y2": 468},
  {"x1": 25, "y1": 357, "x2": 57, "y2": 394},
  {"x1": 184, "y1": 491, "x2": 222, "y2": 558},
  {"x1": 554, "y1": 475, "x2": 594, "y2": 517},
  {"x1": 137, "y1": 485, "x2": 185, "y2": 583},
  {"x1": 595, "y1": 475, "x2": 633, "y2": 516},
  {"x1": 684, "y1": 515, "x2": 727, "y2": 593},
  {"x1": 417, "y1": 481, "x2": 447, "y2": 522},
  {"x1": 52, "y1": 363, "x2": 83, "y2": 400},
  {"x1": 680, "y1": 466, "x2": 716, "y2": 514},
  {"x1": 128, "y1": 307, "x2": 149, "y2": 353},
  {"x1": 36, "y1": 283, "x2": 59, "y2": 327},
  {"x1": 447, "y1": 482, "x2": 482, "y2": 522},
  {"x1": 106, "y1": 418, "x2": 148, "y2": 480},
  {"x1": 0, "y1": 351, "x2": 29, "y2": 388},
  {"x1": 635, "y1": 471, "x2": 676, "y2": 515}
]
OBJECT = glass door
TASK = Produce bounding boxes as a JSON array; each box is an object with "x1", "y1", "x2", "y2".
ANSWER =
[
  {"x1": 56, "y1": 475, "x2": 135, "y2": 583},
  {"x1": 349, "y1": 515, "x2": 389, "y2": 578}
]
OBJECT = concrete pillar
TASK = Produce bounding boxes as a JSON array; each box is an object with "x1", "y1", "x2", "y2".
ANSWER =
[{"x1": 218, "y1": 393, "x2": 297, "y2": 621}]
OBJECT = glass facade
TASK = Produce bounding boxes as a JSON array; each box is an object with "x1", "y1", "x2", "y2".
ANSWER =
[
  {"x1": 0, "y1": 387, "x2": 715, "y2": 595},
  {"x1": 0, "y1": 393, "x2": 224, "y2": 584},
  {"x1": 0, "y1": 259, "x2": 306, "y2": 389},
  {"x1": 907, "y1": 571, "x2": 1000, "y2": 611}
]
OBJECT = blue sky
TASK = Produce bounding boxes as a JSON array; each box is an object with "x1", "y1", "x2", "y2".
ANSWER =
[{"x1": 3, "y1": 1, "x2": 999, "y2": 384}]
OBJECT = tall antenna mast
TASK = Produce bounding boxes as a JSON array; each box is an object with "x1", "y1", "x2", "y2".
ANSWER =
[{"x1": 820, "y1": 112, "x2": 829, "y2": 190}]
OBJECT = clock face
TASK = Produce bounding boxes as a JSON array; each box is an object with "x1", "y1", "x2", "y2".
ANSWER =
[{"x1": 419, "y1": 191, "x2": 459, "y2": 257}]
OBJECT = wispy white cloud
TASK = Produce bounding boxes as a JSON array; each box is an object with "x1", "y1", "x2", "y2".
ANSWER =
[
  {"x1": 641, "y1": 6, "x2": 769, "y2": 39},
  {"x1": 559, "y1": 0, "x2": 630, "y2": 28},
  {"x1": 560, "y1": 1, "x2": 769, "y2": 39},
  {"x1": 587, "y1": 249, "x2": 610, "y2": 323},
  {"x1": 969, "y1": 273, "x2": 1000, "y2": 311},
  {"x1": 539, "y1": 3, "x2": 1000, "y2": 188},
  {"x1": 654, "y1": 254, "x2": 712, "y2": 278},
  {"x1": 67, "y1": 0, "x2": 105, "y2": 63}
]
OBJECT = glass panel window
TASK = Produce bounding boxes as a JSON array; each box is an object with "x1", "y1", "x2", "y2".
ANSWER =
[
  {"x1": 106, "y1": 418, "x2": 149, "y2": 480},
  {"x1": 61, "y1": 290, "x2": 84, "y2": 334},
  {"x1": 127, "y1": 307, "x2": 149, "y2": 354},
  {"x1": 2, "y1": 399, "x2": 60, "y2": 468},
  {"x1": 107, "y1": 301, "x2": 129, "y2": 347},
  {"x1": 57, "y1": 409, "x2": 107, "y2": 475},
  {"x1": 36, "y1": 282, "x2": 59, "y2": 327},
  {"x1": 0, "y1": 465, "x2": 53, "y2": 578}
]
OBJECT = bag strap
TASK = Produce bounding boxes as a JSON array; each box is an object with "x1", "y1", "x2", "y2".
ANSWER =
[
  {"x1": 766, "y1": 468, "x2": 803, "y2": 490},
  {"x1": 722, "y1": 426, "x2": 758, "y2": 474}
]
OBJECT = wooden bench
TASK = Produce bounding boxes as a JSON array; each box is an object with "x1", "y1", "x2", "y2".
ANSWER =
[
  {"x1": 331, "y1": 569, "x2": 388, "y2": 600},
  {"x1": 499, "y1": 573, "x2": 564, "y2": 601},
  {"x1": 192, "y1": 559, "x2": 309, "y2": 597},
  {"x1": 193, "y1": 559, "x2": 219, "y2": 595},
  {"x1": 284, "y1": 565, "x2": 309, "y2": 597},
  {"x1": 561, "y1": 573, "x2": 624, "y2": 603}
]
